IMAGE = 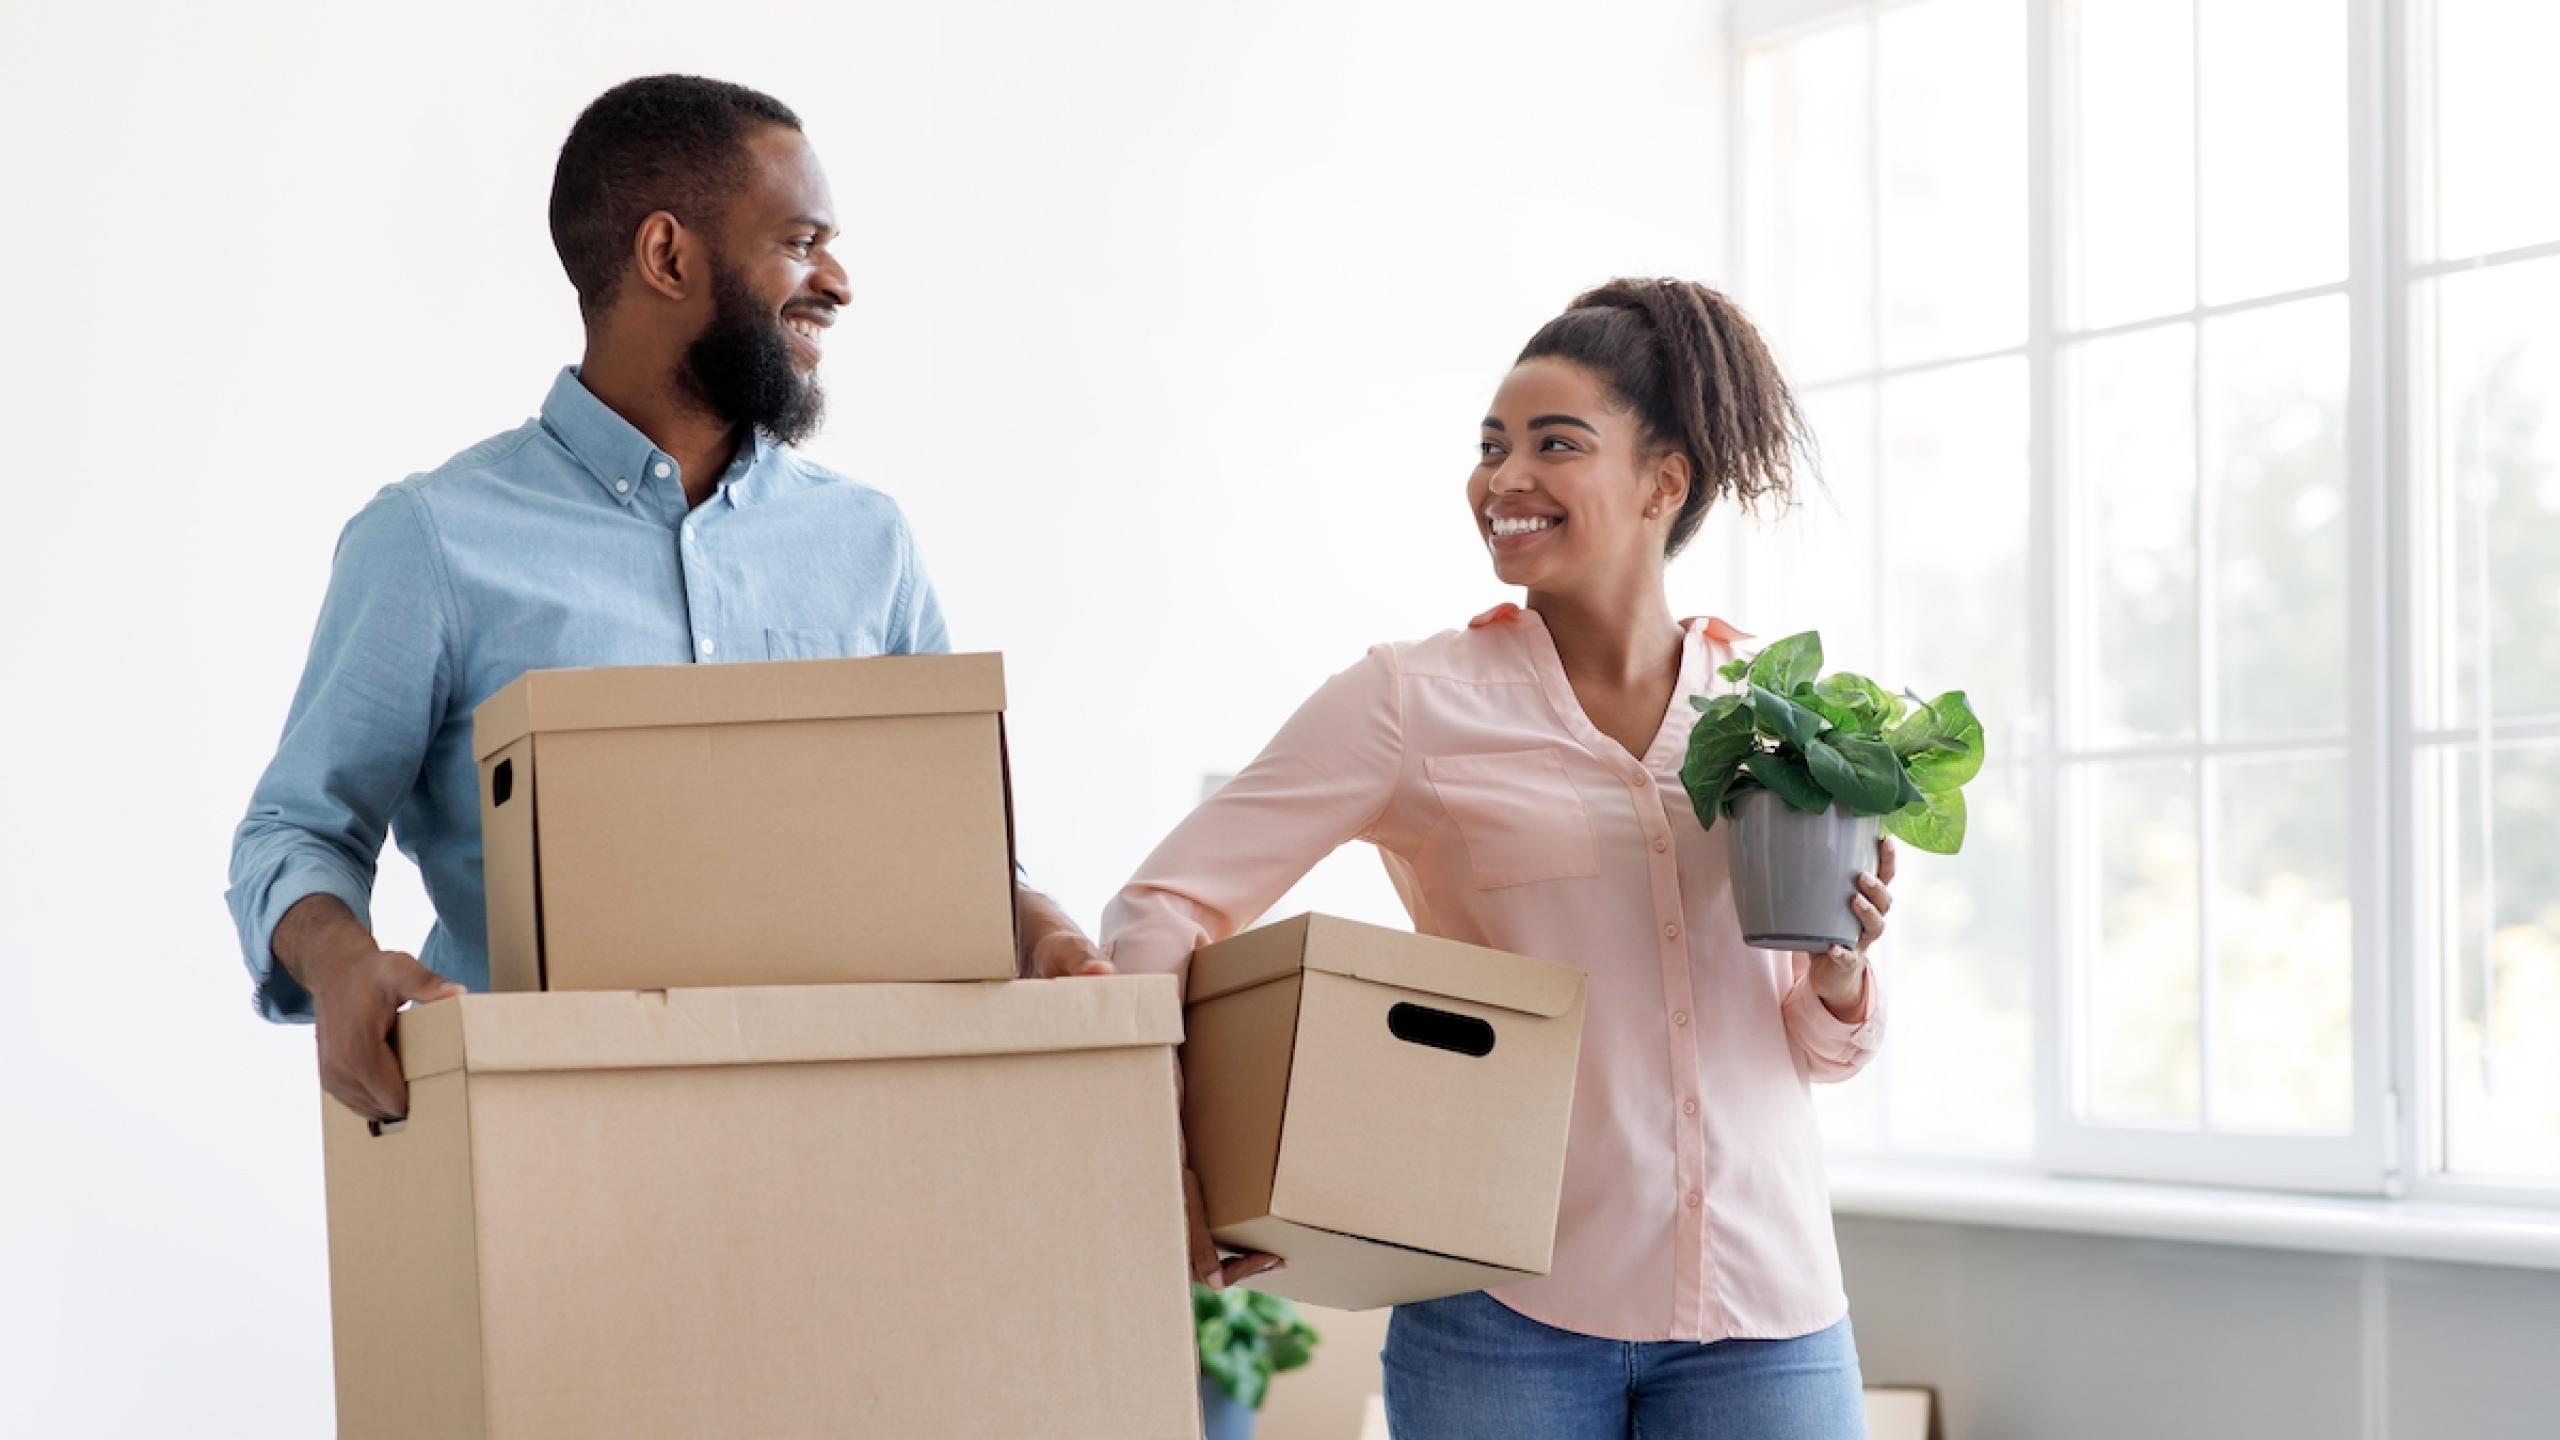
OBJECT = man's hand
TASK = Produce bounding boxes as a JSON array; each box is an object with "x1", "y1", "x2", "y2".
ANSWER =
[
  {"x1": 274, "y1": 896, "x2": 463, "y2": 1122},
  {"x1": 1184, "y1": 1165, "x2": 1284, "y2": 1292}
]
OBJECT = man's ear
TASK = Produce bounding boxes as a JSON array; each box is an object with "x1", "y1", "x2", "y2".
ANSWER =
[{"x1": 629, "y1": 210, "x2": 698, "y2": 304}]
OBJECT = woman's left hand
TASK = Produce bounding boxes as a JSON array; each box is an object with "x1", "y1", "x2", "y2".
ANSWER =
[{"x1": 1807, "y1": 835, "x2": 1895, "y2": 1020}]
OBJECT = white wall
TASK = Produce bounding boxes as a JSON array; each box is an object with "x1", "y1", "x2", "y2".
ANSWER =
[
  {"x1": 1838, "y1": 1217, "x2": 2560, "y2": 1440},
  {"x1": 0, "y1": 1, "x2": 1730, "y2": 1433}
]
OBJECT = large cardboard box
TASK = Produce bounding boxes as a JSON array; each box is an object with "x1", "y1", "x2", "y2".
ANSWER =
[
  {"x1": 322, "y1": 979, "x2": 1200, "y2": 1439},
  {"x1": 474, "y1": 653, "x2": 1016, "y2": 992},
  {"x1": 1182, "y1": 914, "x2": 1587, "y2": 1311}
]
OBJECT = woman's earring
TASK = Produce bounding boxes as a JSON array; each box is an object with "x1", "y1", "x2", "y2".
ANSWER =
[{"x1": 1646, "y1": 505, "x2": 1661, "y2": 518}]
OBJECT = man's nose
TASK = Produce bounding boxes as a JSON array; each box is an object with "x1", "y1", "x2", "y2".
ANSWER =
[{"x1": 813, "y1": 250, "x2": 852, "y2": 307}]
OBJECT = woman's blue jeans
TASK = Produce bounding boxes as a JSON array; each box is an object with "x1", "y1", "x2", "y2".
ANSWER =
[{"x1": 1381, "y1": 1291, "x2": 1869, "y2": 1440}]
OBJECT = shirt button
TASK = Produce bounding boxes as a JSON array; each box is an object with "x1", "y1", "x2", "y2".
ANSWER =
[
  {"x1": 1686, "y1": 1191, "x2": 1703, "y2": 1209},
  {"x1": 653, "y1": 461, "x2": 673, "y2": 479},
  {"x1": 1663, "y1": 922, "x2": 1680, "y2": 940},
  {"x1": 1673, "y1": 1011, "x2": 1690, "y2": 1027},
  {"x1": 683, "y1": 522, "x2": 696, "y2": 543},
  {"x1": 614, "y1": 479, "x2": 630, "y2": 494},
  {"x1": 697, "y1": 635, "x2": 716, "y2": 655},
  {"x1": 1629, "y1": 773, "x2": 1648, "y2": 789},
  {"x1": 1654, "y1": 837, "x2": 1669, "y2": 853},
  {"x1": 1683, "y1": 1099, "x2": 1698, "y2": 1116}
]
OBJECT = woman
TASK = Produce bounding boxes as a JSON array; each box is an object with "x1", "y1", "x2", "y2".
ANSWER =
[{"x1": 1100, "y1": 278, "x2": 1894, "y2": 1439}]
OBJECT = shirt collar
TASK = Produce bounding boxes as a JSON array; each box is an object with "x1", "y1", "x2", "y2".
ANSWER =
[
  {"x1": 1683, "y1": 614, "x2": 1753, "y2": 647},
  {"x1": 1466, "y1": 601, "x2": 1753, "y2": 650},
  {"x1": 539, "y1": 367, "x2": 775, "y2": 511},
  {"x1": 541, "y1": 368, "x2": 668, "y2": 508},
  {"x1": 718, "y1": 430, "x2": 775, "y2": 509}
]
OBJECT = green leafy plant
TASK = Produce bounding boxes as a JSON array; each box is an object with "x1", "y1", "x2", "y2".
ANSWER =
[
  {"x1": 1680, "y1": 630, "x2": 1985, "y2": 854},
  {"x1": 1194, "y1": 1283, "x2": 1320, "y2": 1411}
]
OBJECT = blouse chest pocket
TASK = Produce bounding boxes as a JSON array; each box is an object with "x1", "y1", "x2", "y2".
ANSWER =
[{"x1": 1424, "y1": 749, "x2": 1603, "y2": 889}]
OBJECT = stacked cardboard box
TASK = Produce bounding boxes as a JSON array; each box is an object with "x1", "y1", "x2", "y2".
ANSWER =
[
  {"x1": 472, "y1": 652, "x2": 1018, "y2": 991},
  {"x1": 321, "y1": 654, "x2": 1201, "y2": 1439}
]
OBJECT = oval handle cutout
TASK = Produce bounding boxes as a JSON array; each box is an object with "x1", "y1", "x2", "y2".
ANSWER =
[
  {"x1": 491, "y1": 758, "x2": 515, "y2": 808},
  {"x1": 1387, "y1": 1002, "x2": 1496, "y2": 1058}
]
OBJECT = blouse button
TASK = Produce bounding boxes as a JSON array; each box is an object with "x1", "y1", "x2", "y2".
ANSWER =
[
  {"x1": 1686, "y1": 1191, "x2": 1703, "y2": 1209},
  {"x1": 1683, "y1": 1099, "x2": 1699, "y2": 1116},
  {"x1": 1654, "y1": 837, "x2": 1669, "y2": 853},
  {"x1": 1663, "y1": 922, "x2": 1680, "y2": 940},
  {"x1": 1673, "y1": 1011, "x2": 1690, "y2": 1027}
]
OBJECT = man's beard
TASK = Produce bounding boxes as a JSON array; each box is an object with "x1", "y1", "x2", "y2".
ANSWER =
[{"x1": 678, "y1": 261, "x2": 826, "y2": 447}]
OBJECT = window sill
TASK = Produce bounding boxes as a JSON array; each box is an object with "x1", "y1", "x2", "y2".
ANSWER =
[{"x1": 1828, "y1": 1158, "x2": 2560, "y2": 1272}]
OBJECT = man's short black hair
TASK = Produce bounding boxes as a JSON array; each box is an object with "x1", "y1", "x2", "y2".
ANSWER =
[{"x1": 549, "y1": 75, "x2": 802, "y2": 318}]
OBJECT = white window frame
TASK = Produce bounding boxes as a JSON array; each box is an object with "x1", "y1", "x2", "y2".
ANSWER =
[
  {"x1": 1729, "y1": 0, "x2": 2560, "y2": 1204},
  {"x1": 2393, "y1": 0, "x2": 2560, "y2": 1210}
]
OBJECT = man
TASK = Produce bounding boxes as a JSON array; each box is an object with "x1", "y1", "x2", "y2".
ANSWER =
[{"x1": 227, "y1": 75, "x2": 1108, "y2": 1126}]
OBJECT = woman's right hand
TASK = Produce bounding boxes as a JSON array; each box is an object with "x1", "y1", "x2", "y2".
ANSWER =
[{"x1": 1185, "y1": 1164, "x2": 1285, "y2": 1290}]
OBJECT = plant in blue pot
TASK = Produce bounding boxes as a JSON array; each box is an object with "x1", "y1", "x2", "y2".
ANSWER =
[
  {"x1": 1682, "y1": 630, "x2": 1984, "y2": 949},
  {"x1": 1194, "y1": 1283, "x2": 1320, "y2": 1440}
]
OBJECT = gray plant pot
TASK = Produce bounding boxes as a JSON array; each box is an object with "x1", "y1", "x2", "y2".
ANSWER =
[{"x1": 1727, "y1": 790, "x2": 1881, "y2": 951}]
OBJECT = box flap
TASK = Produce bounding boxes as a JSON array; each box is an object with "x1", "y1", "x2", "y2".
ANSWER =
[
  {"x1": 1298, "y1": 914, "x2": 1584, "y2": 1019},
  {"x1": 1186, "y1": 914, "x2": 1319, "y2": 1005},
  {"x1": 392, "y1": 977, "x2": 1179, "y2": 1079},
  {"x1": 472, "y1": 652, "x2": 1006, "y2": 760},
  {"x1": 392, "y1": 997, "x2": 471, "y2": 1083},
  {"x1": 1212, "y1": 1215, "x2": 1537, "y2": 1311}
]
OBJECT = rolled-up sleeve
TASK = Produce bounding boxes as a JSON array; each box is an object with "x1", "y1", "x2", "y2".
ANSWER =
[
  {"x1": 226, "y1": 487, "x2": 455, "y2": 1022},
  {"x1": 1779, "y1": 954, "x2": 1887, "y2": 1082},
  {"x1": 1101, "y1": 646, "x2": 1406, "y2": 985}
]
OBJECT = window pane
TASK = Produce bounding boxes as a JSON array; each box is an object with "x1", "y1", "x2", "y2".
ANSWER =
[
  {"x1": 2086, "y1": 760, "x2": 2201, "y2": 1125},
  {"x1": 2437, "y1": 743, "x2": 2560, "y2": 1180},
  {"x1": 1888, "y1": 763, "x2": 2034, "y2": 1151},
  {"x1": 2423, "y1": 258, "x2": 2560, "y2": 726},
  {"x1": 2069, "y1": 0, "x2": 2195, "y2": 328},
  {"x1": 2073, "y1": 323, "x2": 2197, "y2": 744},
  {"x1": 1748, "y1": 384, "x2": 1882, "y2": 677},
  {"x1": 2198, "y1": 0, "x2": 2346, "y2": 303},
  {"x1": 1745, "y1": 22, "x2": 1874, "y2": 383},
  {"x1": 2206, "y1": 296, "x2": 2350, "y2": 738},
  {"x1": 1878, "y1": 0, "x2": 2027, "y2": 365},
  {"x1": 2211, "y1": 755, "x2": 2353, "y2": 1132},
  {"x1": 2430, "y1": 0, "x2": 2560, "y2": 261},
  {"x1": 1880, "y1": 357, "x2": 2030, "y2": 741}
]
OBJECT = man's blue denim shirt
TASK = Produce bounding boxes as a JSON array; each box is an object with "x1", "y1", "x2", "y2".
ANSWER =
[{"x1": 227, "y1": 368, "x2": 949, "y2": 1021}]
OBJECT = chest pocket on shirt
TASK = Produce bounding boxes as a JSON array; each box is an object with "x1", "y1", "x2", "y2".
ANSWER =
[
  {"x1": 1425, "y1": 749, "x2": 1603, "y2": 889},
  {"x1": 764, "y1": 627, "x2": 878, "y2": 660}
]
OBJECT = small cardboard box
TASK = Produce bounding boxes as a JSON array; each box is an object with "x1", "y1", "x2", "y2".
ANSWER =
[
  {"x1": 1864, "y1": 1386, "x2": 1944, "y2": 1440},
  {"x1": 474, "y1": 653, "x2": 1016, "y2": 992},
  {"x1": 1182, "y1": 914, "x2": 1587, "y2": 1311},
  {"x1": 322, "y1": 978, "x2": 1200, "y2": 1439}
]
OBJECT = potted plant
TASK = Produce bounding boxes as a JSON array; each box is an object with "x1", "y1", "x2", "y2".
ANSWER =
[
  {"x1": 1194, "y1": 1282, "x2": 1320, "y2": 1440},
  {"x1": 1681, "y1": 631, "x2": 1984, "y2": 950}
]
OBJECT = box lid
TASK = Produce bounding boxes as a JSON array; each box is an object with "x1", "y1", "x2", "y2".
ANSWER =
[
  {"x1": 1187, "y1": 914, "x2": 1584, "y2": 1019},
  {"x1": 391, "y1": 977, "x2": 1179, "y2": 1082},
  {"x1": 471, "y1": 652, "x2": 1006, "y2": 760}
]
